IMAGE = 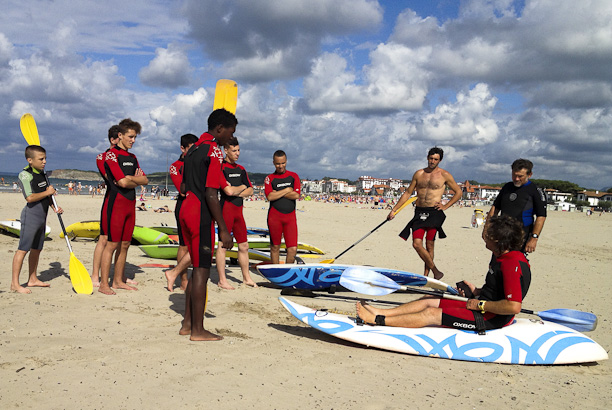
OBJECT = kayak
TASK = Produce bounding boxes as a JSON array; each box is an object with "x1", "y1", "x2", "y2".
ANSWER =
[
  {"x1": 138, "y1": 243, "x2": 272, "y2": 262},
  {"x1": 59, "y1": 221, "x2": 169, "y2": 244},
  {"x1": 279, "y1": 297, "x2": 609, "y2": 365},
  {"x1": 0, "y1": 220, "x2": 51, "y2": 238}
]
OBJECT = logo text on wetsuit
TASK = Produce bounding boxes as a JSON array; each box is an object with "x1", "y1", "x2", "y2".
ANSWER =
[
  {"x1": 123, "y1": 162, "x2": 134, "y2": 166},
  {"x1": 277, "y1": 182, "x2": 291, "y2": 188},
  {"x1": 228, "y1": 173, "x2": 241, "y2": 177}
]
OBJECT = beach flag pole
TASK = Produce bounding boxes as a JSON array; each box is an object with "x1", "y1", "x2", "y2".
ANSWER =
[{"x1": 19, "y1": 113, "x2": 93, "y2": 294}]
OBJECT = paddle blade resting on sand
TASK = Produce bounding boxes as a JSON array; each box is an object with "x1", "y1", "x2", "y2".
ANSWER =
[
  {"x1": 213, "y1": 79, "x2": 238, "y2": 114},
  {"x1": 20, "y1": 114, "x2": 41, "y2": 145},
  {"x1": 69, "y1": 252, "x2": 93, "y2": 294}
]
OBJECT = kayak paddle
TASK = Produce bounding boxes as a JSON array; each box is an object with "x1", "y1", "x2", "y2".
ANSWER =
[
  {"x1": 213, "y1": 79, "x2": 238, "y2": 114},
  {"x1": 321, "y1": 196, "x2": 417, "y2": 264},
  {"x1": 20, "y1": 113, "x2": 93, "y2": 294},
  {"x1": 339, "y1": 267, "x2": 598, "y2": 332}
]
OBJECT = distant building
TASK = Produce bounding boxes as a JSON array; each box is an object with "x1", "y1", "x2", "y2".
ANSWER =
[
  {"x1": 576, "y1": 190, "x2": 612, "y2": 206},
  {"x1": 459, "y1": 181, "x2": 500, "y2": 200},
  {"x1": 358, "y1": 176, "x2": 404, "y2": 191}
]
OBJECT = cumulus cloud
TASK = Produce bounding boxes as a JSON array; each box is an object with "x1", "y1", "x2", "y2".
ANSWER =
[{"x1": 139, "y1": 45, "x2": 193, "y2": 88}]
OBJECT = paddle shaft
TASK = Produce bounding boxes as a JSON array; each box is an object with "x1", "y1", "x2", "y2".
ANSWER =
[
  {"x1": 43, "y1": 173, "x2": 74, "y2": 253},
  {"x1": 280, "y1": 288, "x2": 403, "y2": 306},
  {"x1": 330, "y1": 197, "x2": 415, "y2": 261}
]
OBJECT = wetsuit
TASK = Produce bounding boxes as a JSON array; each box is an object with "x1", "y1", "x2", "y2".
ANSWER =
[
  {"x1": 440, "y1": 251, "x2": 531, "y2": 331},
  {"x1": 169, "y1": 156, "x2": 186, "y2": 246},
  {"x1": 493, "y1": 181, "x2": 547, "y2": 242},
  {"x1": 96, "y1": 148, "x2": 112, "y2": 236},
  {"x1": 179, "y1": 133, "x2": 224, "y2": 268},
  {"x1": 399, "y1": 207, "x2": 447, "y2": 241},
  {"x1": 103, "y1": 146, "x2": 144, "y2": 242},
  {"x1": 17, "y1": 166, "x2": 51, "y2": 251},
  {"x1": 264, "y1": 170, "x2": 301, "y2": 248},
  {"x1": 220, "y1": 161, "x2": 252, "y2": 244}
]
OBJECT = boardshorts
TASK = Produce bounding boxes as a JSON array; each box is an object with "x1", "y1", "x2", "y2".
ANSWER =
[{"x1": 399, "y1": 206, "x2": 447, "y2": 240}]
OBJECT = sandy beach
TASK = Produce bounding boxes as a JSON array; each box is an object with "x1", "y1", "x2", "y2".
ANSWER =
[{"x1": 0, "y1": 192, "x2": 610, "y2": 409}]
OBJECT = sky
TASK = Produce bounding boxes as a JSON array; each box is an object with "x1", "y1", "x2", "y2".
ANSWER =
[{"x1": 1, "y1": 0, "x2": 611, "y2": 189}]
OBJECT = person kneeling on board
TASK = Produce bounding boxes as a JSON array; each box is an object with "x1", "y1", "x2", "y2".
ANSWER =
[{"x1": 356, "y1": 215, "x2": 531, "y2": 332}]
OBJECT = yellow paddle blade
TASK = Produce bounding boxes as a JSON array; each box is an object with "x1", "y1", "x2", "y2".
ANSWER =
[
  {"x1": 20, "y1": 113, "x2": 41, "y2": 146},
  {"x1": 213, "y1": 79, "x2": 238, "y2": 114},
  {"x1": 320, "y1": 259, "x2": 335, "y2": 264},
  {"x1": 69, "y1": 252, "x2": 93, "y2": 294}
]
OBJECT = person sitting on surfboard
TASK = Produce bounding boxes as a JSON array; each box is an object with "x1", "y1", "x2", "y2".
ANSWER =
[
  {"x1": 356, "y1": 215, "x2": 531, "y2": 332},
  {"x1": 264, "y1": 150, "x2": 301, "y2": 264},
  {"x1": 216, "y1": 136, "x2": 257, "y2": 289},
  {"x1": 388, "y1": 147, "x2": 462, "y2": 280},
  {"x1": 164, "y1": 133, "x2": 198, "y2": 292},
  {"x1": 11, "y1": 145, "x2": 63, "y2": 294}
]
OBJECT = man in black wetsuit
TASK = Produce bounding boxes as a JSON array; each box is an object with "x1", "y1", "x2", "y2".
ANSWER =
[{"x1": 484, "y1": 159, "x2": 547, "y2": 253}]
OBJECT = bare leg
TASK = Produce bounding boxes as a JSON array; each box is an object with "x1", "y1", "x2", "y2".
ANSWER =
[
  {"x1": 99, "y1": 240, "x2": 119, "y2": 295},
  {"x1": 112, "y1": 241, "x2": 137, "y2": 290},
  {"x1": 270, "y1": 244, "x2": 281, "y2": 265},
  {"x1": 285, "y1": 246, "x2": 298, "y2": 264},
  {"x1": 11, "y1": 250, "x2": 31, "y2": 293},
  {"x1": 412, "y1": 238, "x2": 444, "y2": 280},
  {"x1": 91, "y1": 235, "x2": 108, "y2": 287},
  {"x1": 180, "y1": 267, "x2": 222, "y2": 341},
  {"x1": 165, "y1": 245, "x2": 190, "y2": 291},
  {"x1": 356, "y1": 299, "x2": 442, "y2": 328},
  {"x1": 216, "y1": 245, "x2": 235, "y2": 290},
  {"x1": 237, "y1": 242, "x2": 257, "y2": 287},
  {"x1": 26, "y1": 249, "x2": 48, "y2": 287}
]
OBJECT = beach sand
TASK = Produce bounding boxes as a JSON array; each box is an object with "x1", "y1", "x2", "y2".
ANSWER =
[{"x1": 0, "y1": 192, "x2": 610, "y2": 409}]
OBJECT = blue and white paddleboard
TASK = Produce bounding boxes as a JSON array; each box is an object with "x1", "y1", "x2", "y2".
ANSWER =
[
  {"x1": 279, "y1": 297, "x2": 609, "y2": 365},
  {"x1": 258, "y1": 263, "x2": 457, "y2": 294}
]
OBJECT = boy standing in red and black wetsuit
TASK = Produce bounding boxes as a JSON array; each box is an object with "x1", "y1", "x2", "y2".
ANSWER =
[
  {"x1": 264, "y1": 150, "x2": 301, "y2": 264},
  {"x1": 100, "y1": 119, "x2": 148, "y2": 295},
  {"x1": 216, "y1": 136, "x2": 256, "y2": 289},
  {"x1": 164, "y1": 133, "x2": 198, "y2": 292},
  {"x1": 91, "y1": 125, "x2": 121, "y2": 287},
  {"x1": 178, "y1": 109, "x2": 235, "y2": 341}
]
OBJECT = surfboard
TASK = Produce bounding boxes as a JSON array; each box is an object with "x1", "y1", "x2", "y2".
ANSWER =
[
  {"x1": 0, "y1": 220, "x2": 51, "y2": 238},
  {"x1": 137, "y1": 244, "x2": 272, "y2": 262},
  {"x1": 257, "y1": 263, "x2": 457, "y2": 294},
  {"x1": 236, "y1": 237, "x2": 324, "y2": 254},
  {"x1": 279, "y1": 297, "x2": 609, "y2": 365}
]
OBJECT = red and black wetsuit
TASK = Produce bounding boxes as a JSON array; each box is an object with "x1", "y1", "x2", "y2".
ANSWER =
[
  {"x1": 102, "y1": 146, "x2": 144, "y2": 242},
  {"x1": 179, "y1": 133, "x2": 224, "y2": 268},
  {"x1": 96, "y1": 147, "x2": 112, "y2": 236},
  {"x1": 440, "y1": 251, "x2": 531, "y2": 330},
  {"x1": 220, "y1": 161, "x2": 252, "y2": 243},
  {"x1": 169, "y1": 155, "x2": 186, "y2": 246},
  {"x1": 264, "y1": 170, "x2": 301, "y2": 247}
]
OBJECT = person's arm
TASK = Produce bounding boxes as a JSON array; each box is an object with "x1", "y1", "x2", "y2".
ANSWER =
[
  {"x1": 266, "y1": 187, "x2": 293, "y2": 201},
  {"x1": 388, "y1": 175, "x2": 417, "y2": 220},
  {"x1": 465, "y1": 298, "x2": 522, "y2": 315},
  {"x1": 222, "y1": 184, "x2": 247, "y2": 197},
  {"x1": 117, "y1": 168, "x2": 148, "y2": 188},
  {"x1": 205, "y1": 187, "x2": 233, "y2": 249},
  {"x1": 284, "y1": 190, "x2": 300, "y2": 200},
  {"x1": 524, "y1": 216, "x2": 546, "y2": 253},
  {"x1": 438, "y1": 172, "x2": 462, "y2": 211},
  {"x1": 25, "y1": 184, "x2": 56, "y2": 204}
]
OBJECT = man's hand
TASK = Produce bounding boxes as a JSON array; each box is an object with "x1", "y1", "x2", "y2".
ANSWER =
[
  {"x1": 219, "y1": 230, "x2": 234, "y2": 250},
  {"x1": 525, "y1": 237, "x2": 538, "y2": 253}
]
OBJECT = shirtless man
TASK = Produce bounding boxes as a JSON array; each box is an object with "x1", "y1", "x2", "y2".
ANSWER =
[{"x1": 389, "y1": 147, "x2": 462, "y2": 280}]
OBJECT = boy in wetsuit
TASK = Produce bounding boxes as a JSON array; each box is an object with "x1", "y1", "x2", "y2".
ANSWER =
[
  {"x1": 216, "y1": 136, "x2": 257, "y2": 289},
  {"x1": 99, "y1": 118, "x2": 148, "y2": 295},
  {"x1": 11, "y1": 145, "x2": 63, "y2": 294},
  {"x1": 178, "y1": 109, "x2": 235, "y2": 341},
  {"x1": 91, "y1": 125, "x2": 121, "y2": 287},
  {"x1": 164, "y1": 133, "x2": 198, "y2": 292},
  {"x1": 264, "y1": 150, "x2": 301, "y2": 264}
]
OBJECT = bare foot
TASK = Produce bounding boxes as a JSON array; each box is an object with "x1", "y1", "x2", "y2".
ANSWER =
[
  {"x1": 218, "y1": 281, "x2": 235, "y2": 290},
  {"x1": 27, "y1": 279, "x2": 50, "y2": 288},
  {"x1": 125, "y1": 278, "x2": 139, "y2": 285},
  {"x1": 179, "y1": 278, "x2": 188, "y2": 291},
  {"x1": 98, "y1": 286, "x2": 116, "y2": 295},
  {"x1": 112, "y1": 282, "x2": 138, "y2": 291},
  {"x1": 433, "y1": 269, "x2": 444, "y2": 280},
  {"x1": 179, "y1": 320, "x2": 190, "y2": 336},
  {"x1": 243, "y1": 280, "x2": 258, "y2": 288},
  {"x1": 165, "y1": 269, "x2": 179, "y2": 292},
  {"x1": 190, "y1": 329, "x2": 223, "y2": 341},
  {"x1": 356, "y1": 301, "x2": 376, "y2": 324},
  {"x1": 10, "y1": 285, "x2": 31, "y2": 294},
  {"x1": 91, "y1": 279, "x2": 100, "y2": 288}
]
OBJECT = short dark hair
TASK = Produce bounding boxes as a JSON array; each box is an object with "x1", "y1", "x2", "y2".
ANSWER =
[
  {"x1": 485, "y1": 215, "x2": 525, "y2": 254},
  {"x1": 225, "y1": 136, "x2": 239, "y2": 148},
  {"x1": 118, "y1": 118, "x2": 142, "y2": 134},
  {"x1": 25, "y1": 145, "x2": 46, "y2": 159},
  {"x1": 428, "y1": 147, "x2": 444, "y2": 161},
  {"x1": 108, "y1": 125, "x2": 125, "y2": 143},
  {"x1": 511, "y1": 158, "x2": 533, "y2": 174},
  {"x1": 207, "y1": 109, "x2": 238, "y2": 131},
  {"x1": 180, "y1": 133, "x2": 198, "y2": 148},
  {"x1": 273, "y1": 150, "x2": 286, "y2": 159}
]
